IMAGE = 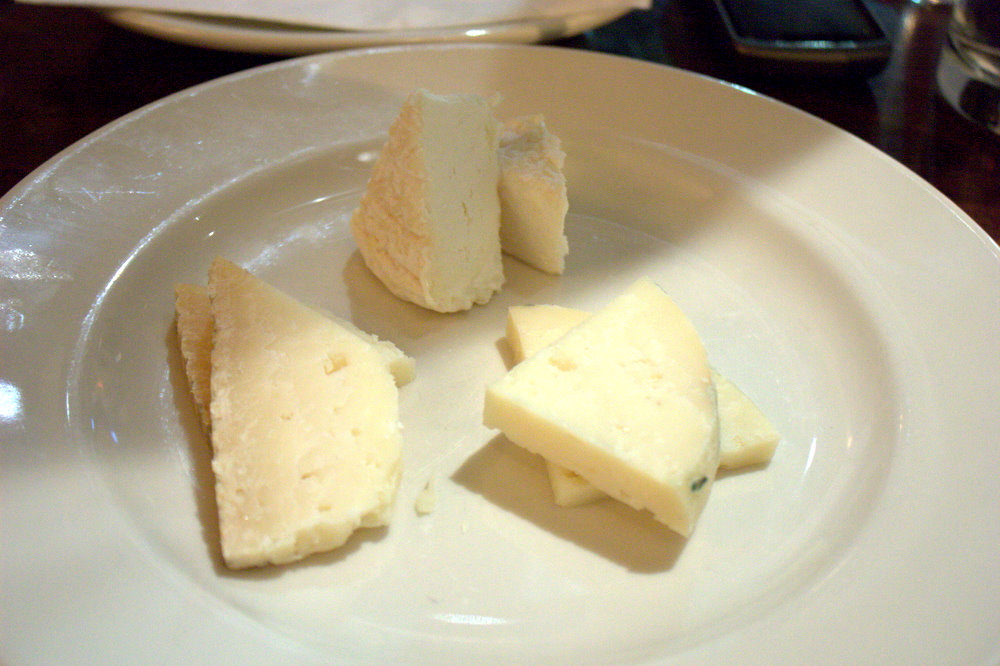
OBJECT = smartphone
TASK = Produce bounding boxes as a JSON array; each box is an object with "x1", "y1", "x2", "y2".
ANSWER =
[{"x1": 711, "y1": 0, "x2": 891, "y2": 74}]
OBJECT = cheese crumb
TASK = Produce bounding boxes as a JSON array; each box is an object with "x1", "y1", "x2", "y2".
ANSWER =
[{"x1": 414, "y1": 478, "x2": 437, "y2": 515}]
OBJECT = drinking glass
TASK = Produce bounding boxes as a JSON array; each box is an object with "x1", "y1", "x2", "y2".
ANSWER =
[{"x1": 936, "y1": 0, "x2": 1000, "y2": 132}]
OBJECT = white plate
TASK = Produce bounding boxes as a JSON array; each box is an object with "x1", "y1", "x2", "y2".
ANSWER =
[
  {"x1": 102, "y1": 7, "x2": 629, "y2": 54},
  {"x1": 2, "y1": 45, "x2": 998, "y2": 663}
]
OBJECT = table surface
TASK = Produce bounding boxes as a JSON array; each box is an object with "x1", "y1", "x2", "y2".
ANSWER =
[{"x1": 1, "y1": 0, "x2": 998, "y2": 244}]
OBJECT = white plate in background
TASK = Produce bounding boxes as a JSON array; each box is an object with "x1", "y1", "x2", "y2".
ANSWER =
[
  {"x1": 102, "y1": 6, "x2": 629, "y2": 54},
  {"x1": 2, "y1": 44, "x2": 998, "y2": 663}
]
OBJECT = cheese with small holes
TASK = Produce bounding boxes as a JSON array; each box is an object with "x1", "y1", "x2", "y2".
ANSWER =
[
  {"x1": 484, "y1": 279, "x2": 720, "y2": 537},
  {"x1": 174, "y1": 284, "x2": 415, "y2": 435},
  {"x1": 206, "y1": 257, "x2": 403, "y2": 568},
  {"x1": 505, "y1": 304, "x2": 779, "y2": 507},
  {"x1": 498, "y1": 115, "x2": 569, "y2": 274},
  {"x1": 350, "y1": 89, "x2": 503, "y2": 312}
]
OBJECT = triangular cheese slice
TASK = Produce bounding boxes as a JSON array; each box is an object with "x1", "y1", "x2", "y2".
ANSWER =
[
  {"x1": 485, "y1": 279, "x2": 720, "y2": 537},
  {"x1": 205, "y1": 257, "x2": 402, "y2": 568},
  {"x1": 505, "y1": 303, "x2": 779, "y2": 507}
]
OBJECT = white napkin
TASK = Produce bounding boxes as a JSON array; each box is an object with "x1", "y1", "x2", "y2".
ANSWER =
[{"x1": 18, "y1": 0, "x2": 651, "y2": 31}]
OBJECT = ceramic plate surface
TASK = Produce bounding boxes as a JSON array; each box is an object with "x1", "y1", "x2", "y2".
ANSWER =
[
  {"x1": 102, "y1": 7, "x2": 628, "y2": 54},
  {"x1": 2, "y1": 45, "x2": 998, "y2": 663}
]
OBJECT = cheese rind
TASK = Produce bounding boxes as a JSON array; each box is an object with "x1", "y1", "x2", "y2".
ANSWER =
[
  {"x1": 207, "y1": 258, "x2": 402, "y2": 568},
  {"x1": 505, "y1": 303, "x2": 779, "y2": 507},
  {"x1": 485, "y1": 279, "x2": 720, "y2": 536},
  {"x1": 350, "y1": 89, "x2": 504, "y2": 312},
  {"x1": 498, "y1": 115, "x2": 569, "y2": 274}
]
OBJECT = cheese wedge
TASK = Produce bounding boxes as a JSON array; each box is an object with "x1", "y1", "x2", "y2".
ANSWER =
[
  {"x1": 206, "y1": 257, "x2": 403, "y2": 568},
  {"x1": 505, "y1": 304, "x2": 779, "y2": 506},
  {"x1": 498, "y1": 115, "x2": 569, "y2": 274},
  {"x1": 351, "y1": 89, "x2": 504, "y2": 312},
  {"x1": 484, "y1": 279, "x2": 720, "y2": 537},
  {"x1": 174, "y1": 285, "x2": 415, "y2": 434}
]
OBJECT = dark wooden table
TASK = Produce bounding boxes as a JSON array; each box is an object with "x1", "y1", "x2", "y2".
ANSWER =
[{"x1": 1, "y1": 0, "x2": 998, "y2": 243}]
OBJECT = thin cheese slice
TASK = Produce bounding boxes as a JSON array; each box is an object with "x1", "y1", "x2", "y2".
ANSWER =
[
  {"x1": 206, "y1": 257, "x2": 403, "y2": 568},
  {"x1": 484, "y1": 279, "x2": 720, "y2": 537},
  {"x1": 498, "y1": 115, "x2": 569, "y2": 274},
  {"x1": 351, "y1": 89, "x2": 504, "y2": 312},
  {"x1": 506, "y1": 303, "x2": 779, "y2": 507},
  {"x1": 713, "y1": 374, "x2": 781, "y2": 469},
  {"x1": 174, "y1": 283, "x2": 213, "y2": 431}
]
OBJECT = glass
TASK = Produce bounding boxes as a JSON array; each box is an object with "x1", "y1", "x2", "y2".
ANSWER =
[{"x1": 936, "y1": 0, "x2": 1000, "y2": 132}]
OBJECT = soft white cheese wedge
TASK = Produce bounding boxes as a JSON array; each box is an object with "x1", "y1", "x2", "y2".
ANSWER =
[
  {"x1": 207, "y1": 257, "x2": 403, "y2": 569},
  {"x1": 506, "y1": 303, "x2": 779, "y2": 507},
  {"x1": 174, "y1": 284, "x2": 415, "y2": 435},
  {"x1": 351, "y1": 89, "x2": 504, "y2": 313},
  {"x1": 498, "y1": 115, "x2": 569, "y2": 274},
  {"x1": 484, "y1": 279, "x2": 720, "y2": 537}
]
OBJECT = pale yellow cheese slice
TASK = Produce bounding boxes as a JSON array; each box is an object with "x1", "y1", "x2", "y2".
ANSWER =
[
  {"x1": 713, "y1": 374, "x2": 781, "y2": 469},
  {"x1": 485, "y1": 279, "x2": 720, "y2": 537},
  {"x1": 204, "y1": 257, "x2": 403, "y2": 568},
  {"x1": 506, "y1": 303, "x2": 779, "y2": 507}
]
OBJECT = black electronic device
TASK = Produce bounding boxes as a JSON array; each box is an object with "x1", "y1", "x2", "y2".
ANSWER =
[{"x1": 711, "y1": 0, "x2": 891, "y2": 74}]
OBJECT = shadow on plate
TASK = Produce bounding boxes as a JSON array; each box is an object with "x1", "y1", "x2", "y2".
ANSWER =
[{"x1": 452, "y1": 434, "x2": 685, "y2": 573}]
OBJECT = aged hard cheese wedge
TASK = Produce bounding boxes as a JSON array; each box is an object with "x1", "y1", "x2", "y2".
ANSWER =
[
  {"x1": 207, "y1": 257, "x2": 403, "y2": 568},
  {"x1": 505, "y1": 304, "x2": 780, "y2": 507},
  {"x1": 174, "y1": 284, "x2": 415, "y2": 434},
  {"x1": 351, "y1": 89, "x2": 504, "y2": 313},
  {"x1": 498, "y1": 115, "x2": 569, "y2": 274},
  {"x1": 484, "y1": 279, "x2": 720, "y2": 537}
]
